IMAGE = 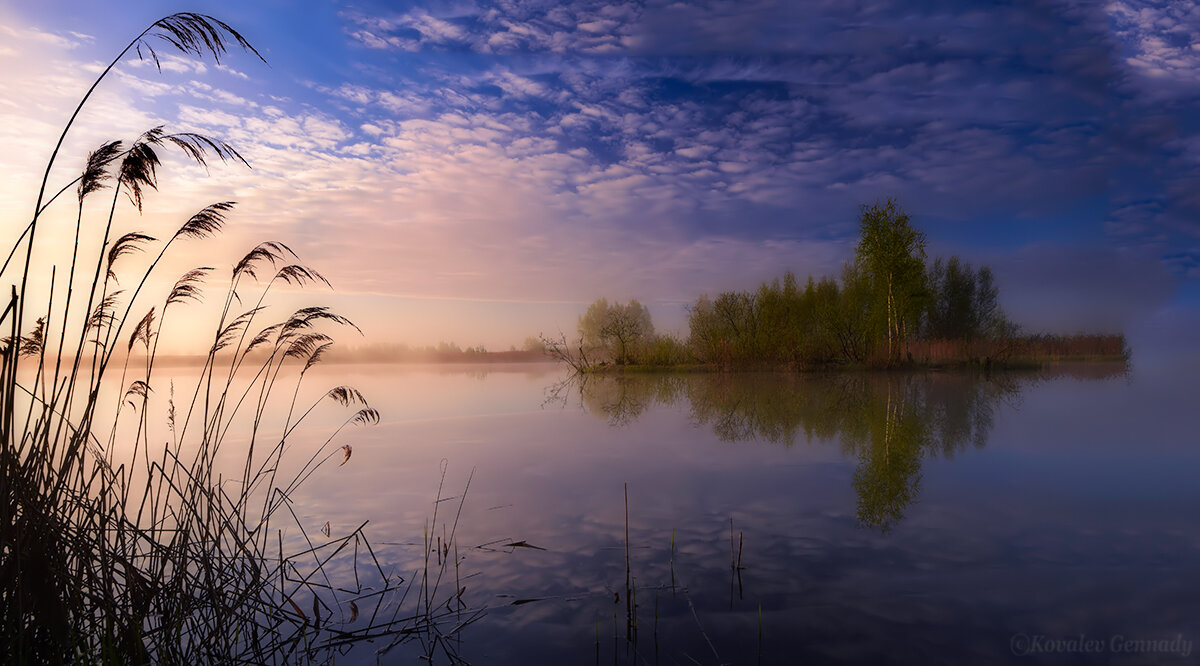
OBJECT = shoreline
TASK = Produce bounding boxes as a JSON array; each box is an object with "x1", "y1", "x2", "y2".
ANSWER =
[{"x1": 578, "y1": 355, "x2": 1130, "y2": 375}]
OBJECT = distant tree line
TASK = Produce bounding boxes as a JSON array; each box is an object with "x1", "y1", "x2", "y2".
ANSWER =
[
  {"x1": 688, "y1": 201, "x2": 1015, "y2": 367},
  {"x1": 549, "y1": 200, "x2": 1126, "y2": 370},
  {"x1": 324, "y1": 341, "x2": 549, "y2": 363}
]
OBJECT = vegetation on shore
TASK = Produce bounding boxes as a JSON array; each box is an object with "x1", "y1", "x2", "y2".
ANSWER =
[
  {"x1": 118, "y1": 344, "x2": 550, "y2": 366},
  {"x1": 0, "y1": 15, "x2": 472, "y2": 664},
  {"x1": 324, "y1": 340, "x2": 546, "y2": 364},
  {"x1": 544, "y1": 200, "x2": 1129, "y2": 373}
]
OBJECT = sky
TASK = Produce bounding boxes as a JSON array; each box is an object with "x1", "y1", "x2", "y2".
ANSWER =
[{"x1": 1, "y1": 0, "x2": 1198, "y2": 356}]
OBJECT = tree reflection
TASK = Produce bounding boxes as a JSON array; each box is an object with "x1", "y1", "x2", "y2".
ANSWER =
[
  {"x1": 576, "y1": 374, "x2": 687, "y2": 426},
  {"x1": 849, "y1": 381, "x2": 926, "y2": 533},
  {"x1": 570, "y1": 369, "x2": 1096, "y2": 532}
]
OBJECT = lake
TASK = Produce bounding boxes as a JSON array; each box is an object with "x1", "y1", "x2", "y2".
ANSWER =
[{"x1": 273, "y1": 360, "x2": 1200, "y2": 664}]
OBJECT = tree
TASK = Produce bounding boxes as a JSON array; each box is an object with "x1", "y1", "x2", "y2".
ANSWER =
[
  {"x1": 687, "y1": 295, "x2": 723, "y2": 363},
  {"x1": 854, "y1": 199, "x2": 927, "y2": 363},
  {"x1": 973, "y1": 266, "x2": 1016, "y2": 339},
  {"x1": 923, "y1": 258, "x2": 1015, "y2": 342},
  {"x1": 540, "y1": 330, "x2": 593, "y2": 373},
  {"x1": 851, "y1": 382, "x2": 928, "y2": 534},
  {"x1": 755, "y1": 272, "x2": 805, "y2": 364},
  {"x1": 578, "y1": 298, "x2": 655, "y2": 364},
  {"x1": 578, "y1": 297, "x2": 611, "y2": 355},
  {"x1": 826, "y1": 263, "x2": 872, "y2": 363},
  {"x1": 521, "y1": 335, "x2": 547, "y2": 353},
  {"x1": 686, "y1": 291, "x2": 759, "y2": 365},
  {"x1": 925, "y1": 256, "x2": 977, "y2": 340}
]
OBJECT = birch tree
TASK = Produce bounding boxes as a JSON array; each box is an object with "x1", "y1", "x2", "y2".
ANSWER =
[{"x1": 854, "y1": 199, "x2": 927, "y2": 363}]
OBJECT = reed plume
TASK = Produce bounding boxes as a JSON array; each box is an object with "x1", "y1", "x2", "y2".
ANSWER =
[{"x1": 0, "y1": 13, "x2": 466, "y2": 665}]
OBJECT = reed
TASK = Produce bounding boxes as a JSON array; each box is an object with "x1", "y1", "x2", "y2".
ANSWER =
[
  {"x1": 757, "y1": 603, "x2": 763, "y2": 666},
  {"x1": 904, "y1": 332, "x2": 1129, "y2": 367},
  {"x1": 0, "y1": 14, "x2": 461, "y2": 664},
  {"x1": 624, "y1": 482, "x2": 631, "y2": 641}
]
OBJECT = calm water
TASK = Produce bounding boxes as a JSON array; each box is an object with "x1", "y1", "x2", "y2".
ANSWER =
[{"x1": 277, "y1": 360, "x2": 1200, "y2": 665}]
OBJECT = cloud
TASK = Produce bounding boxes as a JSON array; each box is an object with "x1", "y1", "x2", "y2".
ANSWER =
[
  {"x1": 217, "y1": 64, "x2": 250, "y2": 80},
  {"x1": 342, "y1": 1, "x2": 642, "y2": 55},
  {"x1": 126, "y1": 53, "x2": 209, "y2": 75},
  {"x1": 0, "y1": 22, "x2": 91, "y2": 50},
  {"x1": 1097, "y1": 0, "x2": 1200, "y2": 267},
  {"x1": 4, "y1": 1, "x2": 1198, "y2": 349},
  {"x1": 315, "y1": 0, "x2": 1198, "y2": 298},
  {"x1": 1108, "y1": 0, "x2": 1200, "y2": 97}
]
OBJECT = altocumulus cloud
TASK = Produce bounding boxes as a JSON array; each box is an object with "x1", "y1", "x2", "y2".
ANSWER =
[{"x1": 2, "y1": 0, "x2": 1198, "y2": 345}]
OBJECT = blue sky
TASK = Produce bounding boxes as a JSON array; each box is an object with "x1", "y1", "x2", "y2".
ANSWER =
[{"x1": 1, "y1": 0, "x2": 1197, "y2": 353}]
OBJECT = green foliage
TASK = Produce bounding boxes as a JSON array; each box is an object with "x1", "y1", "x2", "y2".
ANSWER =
[
  {"x1": 682, "y1": 200, "x2": 935, "y2": 368},
  {"x1": 753, "y1": 272, "x2": 808, "y2": 363},
  {"x1": 579, "y1": 298, "x2": 655, "y2": 365},
  {"x1": 640, "y1": 334, "x2": 692, "y2": 366},
  {"x1": 564, "y1": 200, "x2": 1105, "y2": 373},
  {"x1": 687, "y1": 292, "x2": 751, "y2": 365},
  {"x1": 827, "y1": 264, "x2": 872, "y2": 363},
  {"x1": 850, "y1": 386, "x2": 927, "y2": 533},
  {"x1": 676, "y1": 201, "x2": 1030, "y2": 369},
  {"x1": 854, "y1": 199, "x2": 928, "y2": 362},
  {"x1": 578, "y1": 371, "x2": 1026, "y2": 531},
  {"x1": 686, "y1": 267, "x2": 871, "y2": 367},
  {"x1": 924, "y1": 256, "x2": 1014, "y2": 341}
]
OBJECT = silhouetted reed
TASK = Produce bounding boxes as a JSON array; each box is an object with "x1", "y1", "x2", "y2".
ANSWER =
[{"x1": 0, "y1": 14, "x2": 468, "y2": 664}]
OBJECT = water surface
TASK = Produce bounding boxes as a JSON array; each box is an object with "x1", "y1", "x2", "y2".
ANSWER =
[{"x1": 283, "y1": 361, "x2": 1200, "y2": 665}]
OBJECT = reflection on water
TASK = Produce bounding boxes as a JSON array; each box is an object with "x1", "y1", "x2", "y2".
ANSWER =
[
  {"x1": 284, "y1": 361, "x2": 1200, "y2": 665},
  {"x1": 571, "y1": 371, "x2": 1034, "y2": 533}
]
